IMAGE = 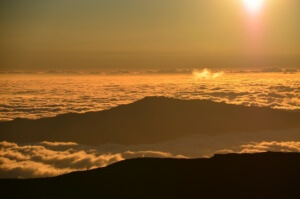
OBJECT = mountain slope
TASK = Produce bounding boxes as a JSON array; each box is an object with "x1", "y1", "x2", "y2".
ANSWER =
[
  {"x1": 0, "y1": 152, "x2": 299, "y2": 199},
  {"x1": 0, "y1": 97, "x2": 300, "y2": 145}
]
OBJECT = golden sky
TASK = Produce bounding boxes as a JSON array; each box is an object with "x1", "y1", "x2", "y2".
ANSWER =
[{"x1": 0, "y1": 0, "x2": 299, "y2": 70}]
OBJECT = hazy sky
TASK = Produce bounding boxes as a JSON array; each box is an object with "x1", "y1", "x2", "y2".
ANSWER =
[{"x1": 0, "y1": 0, "x2": 299, "y2": 70}]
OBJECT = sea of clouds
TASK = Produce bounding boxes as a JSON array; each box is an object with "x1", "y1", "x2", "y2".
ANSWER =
[
  {"x1": 0, "y1": 68, "x2": 299, "y2": 178},
  {"x1": 0, "y1": 69, "x2": 299, "y2": 121}
]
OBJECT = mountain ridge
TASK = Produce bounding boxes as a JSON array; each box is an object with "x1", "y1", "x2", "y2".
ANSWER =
[
  {"x1": 1, "y1": 152, "x2": 299, "y2": 199},
  {"x1": 1, "y1": 96, "x2": 300, "y2": 145}
]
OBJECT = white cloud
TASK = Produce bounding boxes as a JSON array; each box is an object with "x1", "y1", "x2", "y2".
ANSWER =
[
  {"x1": 0, "y1": 157, "x2": 72, "y2": 178},
  {"x1": 193, "y1": 68, "x2": 224, "y2": 80},
  {"x1": 0, "y1": 141, "x2": 184, "y2": 178},
  {"x1": 1, "y1": 127, "x2": 299, "y2": 178}
]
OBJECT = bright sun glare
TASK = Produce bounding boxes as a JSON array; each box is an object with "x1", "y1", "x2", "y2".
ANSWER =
[{"x1": 243, "y1": 0, "x2": 264, "y2": 14}]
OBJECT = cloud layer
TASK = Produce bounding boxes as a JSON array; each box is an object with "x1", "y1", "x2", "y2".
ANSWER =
[
  {"x1": 0, "y1": 141, "x2": 180, "y2": 178},
  {"x1": 1, "y1": 128, "x2": 299, "y2": 178},
  {"x1": 0, "y1": 71, "x2": 299, "y2": 121}
]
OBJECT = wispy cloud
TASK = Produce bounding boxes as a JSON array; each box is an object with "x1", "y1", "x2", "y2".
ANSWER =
[
  {"x1": 239, "y1": 141, "x2": 300, "y2": 153},
  {"x1": 40, "y1": 141, "x2": 78, "y2": 147}
]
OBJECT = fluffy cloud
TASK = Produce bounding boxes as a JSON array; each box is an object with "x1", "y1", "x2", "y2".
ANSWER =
[
  {"x1": 193, "y1": 68, "x2": 224, "y2": 80},
  {"x1": 239, "y1": 141, "x2": 300, "y2": 153},
  {"x1": 1, "y1": 127, "x2": 299, "y2": 179},
  {"x1": 214, "y1": 141, "x2": 300, "y2": 154},
  {"x1": 0, "y1": 141, "x2": 184, "y2": 179},
  {"x1": 0, "y1": 157, "x2": 72, "y2": 178}
]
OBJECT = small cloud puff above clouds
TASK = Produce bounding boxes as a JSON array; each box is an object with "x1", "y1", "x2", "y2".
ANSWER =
[{"x1": 193, "y1": 68, "x2": 224, "y2": 80}]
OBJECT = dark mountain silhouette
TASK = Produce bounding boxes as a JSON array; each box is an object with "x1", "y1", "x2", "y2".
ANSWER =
[
  {"x1": 0, "y1": 97, "x2": 300, "y2": 145},
  {"x1": 0, "y1": 152, "x2": 299, "y2": 199}
]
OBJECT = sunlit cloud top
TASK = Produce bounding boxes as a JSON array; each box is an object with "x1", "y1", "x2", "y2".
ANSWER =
[
  {"x1": 193, "y1": 69, "x2": 224, "y2": 80},
  {"x1": 0, "y1": 72, "x2": 299, "y2": 121}
]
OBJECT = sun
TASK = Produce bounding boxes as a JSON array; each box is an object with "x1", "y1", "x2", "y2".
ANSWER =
[{"x1": 243, "y1": 0, "x2": 264, "y2": 14}]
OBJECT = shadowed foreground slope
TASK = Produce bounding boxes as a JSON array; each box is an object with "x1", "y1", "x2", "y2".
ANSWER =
[
  {"x1": 1, "y1": 97, "x2": 300, "y2": 145},
  {"x1": 1, "y1": 152, "x2": 299, "y2": 199}
]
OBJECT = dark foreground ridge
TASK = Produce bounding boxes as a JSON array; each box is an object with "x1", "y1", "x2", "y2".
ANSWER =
[
  {"x1": 0, "y1": 152, "x2": 299, "y2": 199},
  {"x1": 1, "y1": 96, "x2": 300, "y2": 145}
]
